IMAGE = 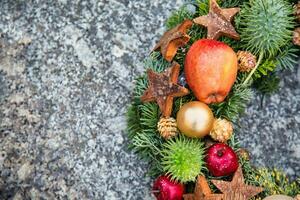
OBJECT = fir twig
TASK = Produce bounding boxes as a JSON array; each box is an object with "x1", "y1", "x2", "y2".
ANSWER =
[
  {"x1": 166, "y1": 6, "x2": 193, "y2": 29},
  {"x1": 253, "y1": 73, "x2": 280, "y2": 95},
  {"x1": 210, "y1": 75, "x2": 253, "y2": 122}
]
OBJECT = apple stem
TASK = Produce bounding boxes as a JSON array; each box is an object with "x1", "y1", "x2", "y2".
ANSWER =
[
  {"x1": 242, "y1": 51, "x2": 264, "y2": 86},
  {"x1": 217, "y1": 150, "x2": 223, "y2": 157}
]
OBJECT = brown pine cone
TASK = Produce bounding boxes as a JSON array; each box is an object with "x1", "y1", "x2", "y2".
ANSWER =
[
  {"x1": 237, "y1": 148, "x2": 251, "y2": 161},
  {"x1": 157, "y1": 117, "x2": 178, "y2": 139},
  {"x1": 237, "y1": 51, "x2": 257, "y2": 72},
  {"x1": 209, "y1": 118, "x2": 233, "y2": 143},
  {"x1": 293, "y1": 28, "x2": 300, "y2": 46},
  {"x1": 295, "y1": 1, "x2": 300, "y2": 23}
]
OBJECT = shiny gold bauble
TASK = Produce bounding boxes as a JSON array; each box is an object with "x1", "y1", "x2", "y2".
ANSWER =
[
  {"x1": 176, "y1": 101, "x2": 214, "y2": 138},
  {"x1": 263, "y1": 195, "x2": 294, "y2": 200}
]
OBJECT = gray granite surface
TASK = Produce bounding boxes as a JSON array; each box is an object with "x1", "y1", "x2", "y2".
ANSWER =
[{"x1": 0, "y1": 0, "x2": 299, "y2": 199}]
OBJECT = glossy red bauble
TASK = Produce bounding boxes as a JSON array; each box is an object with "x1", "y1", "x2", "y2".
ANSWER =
[
  {"x1": 152, "y1": 175, "x2": 184, "y2": 200},
  {"x1": 206, "y1": 143, "x2": 239, "y2": 177}
]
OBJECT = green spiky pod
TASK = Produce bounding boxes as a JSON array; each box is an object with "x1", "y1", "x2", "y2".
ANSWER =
[
  {"x1": 239, "y1": 0, "x2": 295, "y2": 84},
  {"x1": 240, "y1": 0, "x2": 294, "y2": 57},
  {"x1": 161, "y1": 136, "x2": 205, "y2": 183}
]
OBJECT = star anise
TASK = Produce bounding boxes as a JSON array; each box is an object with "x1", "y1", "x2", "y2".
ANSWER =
[
  {"x1": 153, "y1": 20, "x2": 193, "y2": 62},
  {"x1": 193, "y1": 0, "x2": 240, "y2": 40},
  {"x1": 141, "y1": 62, "x2": 189, "y2": 117}
]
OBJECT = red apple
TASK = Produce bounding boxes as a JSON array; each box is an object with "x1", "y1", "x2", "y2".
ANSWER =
[
  {"x1": 184, "y1": 39, "x2": 238, "y2": 104},
  {"x1": 206, "y1": 143, "x2": 238, "y2": 177},
  {"x1": 152, "y1": 175, "x2": 184, "y2": 200}
]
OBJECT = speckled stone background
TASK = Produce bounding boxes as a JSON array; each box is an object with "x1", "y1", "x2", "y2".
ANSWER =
[{"x1": 0, "y1": 0, "x2": 299, "y2": 199}]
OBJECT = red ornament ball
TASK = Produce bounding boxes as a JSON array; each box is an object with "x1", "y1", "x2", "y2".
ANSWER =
[
  {"x1": 206, "y1": 143, "x2": 239, "y2": 177},
  {"x1": 152, "y1": 175, "x2": 184, "y2": 200}
]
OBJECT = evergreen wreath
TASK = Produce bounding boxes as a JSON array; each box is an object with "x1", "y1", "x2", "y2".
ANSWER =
[{"x1": 127, "y1": 0, "x2": 300, "y2": 199}]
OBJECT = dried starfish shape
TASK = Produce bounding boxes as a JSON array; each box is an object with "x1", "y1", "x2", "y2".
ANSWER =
[
  {"x1": 140, "y1": 62, "x2": 189, "y2": 117},
  {"x1": 183, "y1": 176, "x2": 223, "y2": 200},
  {"x1": 211, "y1": 165, "x2": 263, "y2": 200},
  {"x1": 193, "y1": 0, "x2": 240, "y2": 40},
  {"x1": 153, "y1": 20, "x2": 193, "y2": 62}
]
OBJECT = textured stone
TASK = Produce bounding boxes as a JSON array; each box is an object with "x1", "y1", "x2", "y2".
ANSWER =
[{"x1": 0, "y1": 0, "x2": 299, "y2": 199}]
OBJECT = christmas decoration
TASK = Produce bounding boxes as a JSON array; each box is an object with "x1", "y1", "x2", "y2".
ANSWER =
[
  {"x1": 185, "y1": 39, "x2": 238, "y2": 104},
  {"x1": 176, "y1": 101, "x2": 214, "y2": 138},
  {"x1": 263, "y1": 195, "x2": 294, "y2": 200},
  {"x1": 153, "y1": 175, "x2": 185, "y2": 200},
  {"x1": 183, "y1": 176, "x2": 223, "y2": 200},
  {"x1": 157, "y1": 117, "x2": 178, "y2": 139},
  {"x1": 127, "y1": 0, "x2": 300, "y2": 198},
  {"x1": 209, "y1": 118, "x2": 233, "y2": 143},
  {"x1": 193, "y1": 0, "x2": 240, "y2": 40},
  {"x1": 153, "y1": 20, "x2": 193, "y2": 62},
  {"x1": 141, "y1": 62, "x2": 189, "y2": 117},
  {"x1": 161, "y1": 136, "x2": 205, "y2": 183},
  {"x1": 178, "y1": 72, "x2": 188, "y2": 88},
  {"x1": 211, "y1": 165, "x2": 264, "y2": 200},
  {"x1": 293, "y1": 27, "x2": 300, "y2": 46},
  {"x1": 237, "y1": 51, "x2": 257, "y2": 72},
  {"x1": 206, "y1": 143, "x2": 239, "y2": 177}
]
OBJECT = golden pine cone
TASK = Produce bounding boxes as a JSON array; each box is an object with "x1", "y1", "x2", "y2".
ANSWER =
[
  {"x1": 157, "y1": 117, "x2": 178, "y2": 139},
  {"x1": 293, "y1": 28, "x2": 300, "y2": 46},
  {"x1": 237, "y1": 51, "x2": 257, "y2": 72},
  {"x1": 209, "y1": 118, "x2": 233, "y2": 143},
  {"x1": 295, "y1": 1, "x2": 300, "y2": 23}
]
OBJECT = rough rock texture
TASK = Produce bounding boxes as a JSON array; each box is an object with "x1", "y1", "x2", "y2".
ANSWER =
[{"x1": 0, "y1": 0, "x2": 299, "y2": 199}]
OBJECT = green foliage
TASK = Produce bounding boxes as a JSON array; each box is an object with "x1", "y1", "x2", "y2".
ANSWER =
[
  {"x1": 161, "y1": 136, "x2": 205, "y2": 183},
  {"x1": 275, "y1": 44, "x2": 299, "y2": 70},
  {"x1": 253, "y1": 73, "x2": 280, "y2": 95},
  {"x1": 166, "y1": 6, "x2": 193, "y2": 29},
  {"x1": 239, "y1": 0, "x2": 294, "y2": 58},
  {"x1": 253, "y1": 59, "x2": 277, "y2": 78},
  {"x1": 210, "y1": 74, "x2": 253, "y2": 122},
  {"x1": 254, "y1": 168, "x2": 300, "y2": 196},
  {"x1": 127, "y1": 103, "x2": 142, "y2": 140}
]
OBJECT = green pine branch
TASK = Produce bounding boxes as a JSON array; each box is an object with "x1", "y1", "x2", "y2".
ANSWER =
[
  {"x1": 253, "y1": 73, "x2": 280, "y2": 95},
  {"x1": 275, "y1": 44, "x2": 299, "y2": 70},
  {"x1": 165, "y1": 6, "x2": 193, "y2": 29},
  {"x1": 210, "y1": 74, "x2": 253, "y2": 122}
]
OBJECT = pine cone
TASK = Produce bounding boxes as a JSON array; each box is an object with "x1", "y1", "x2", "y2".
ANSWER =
[
  {"x1": 295, "y1": 1, "x2": 300, "y2": 23},
  {"x1": 237, "y1": 51, "x2": 257, "y2": 72},
  {"x1": 209, "y1": 118, "x2": 233, "y2": 143},
  {"x1": 293, "y1": 27, "x2": 300, "y2": 46},
  {"x1": 295, "y1": 195, "x2": 300, "y2": 200},
  {"x1": 237, "y1": 148, "x2": 250, "y2": 161},
  {"x1": 157, "y1": 117, "x2": 178, "y2": 139}
]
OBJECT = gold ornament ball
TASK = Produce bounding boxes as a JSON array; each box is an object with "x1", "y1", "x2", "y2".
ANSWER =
[
  {"x1": 263, "y1": 195, "x2": 294, "y2": 200},
  {"x1": 176, "y1": 101, "x2": 214, "y2": 138}
]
